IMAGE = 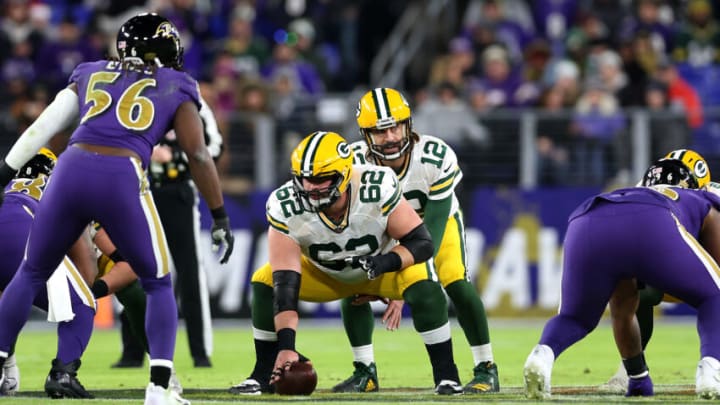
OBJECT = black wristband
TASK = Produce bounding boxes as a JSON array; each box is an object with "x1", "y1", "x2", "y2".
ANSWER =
[
  {"x1": 376, "y1": 252, "x2": 403, "y2": 274},
  {"x1": 210, "y1": 206, "x2": 227, "y2": 220},
  {"x1": 109, "y1": 250, "x2": 126, "y2": 263},
  {"x1": 91, "y1": 279, "x2": 109, "y2": 298},
  {"x1": 0, "y1": 161, "x2": 17, "y2": 187},
  {"x1": 277, "y1": 328, "x2": 296, "y2": 351}
]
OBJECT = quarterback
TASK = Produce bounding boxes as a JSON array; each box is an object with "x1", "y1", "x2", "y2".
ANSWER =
[
  {"x1": 229, "y1": 131, "x2": 464, "y2": 395},
  {"x1": 332, "y1": 87, "x2": 498, "y2": 394}
]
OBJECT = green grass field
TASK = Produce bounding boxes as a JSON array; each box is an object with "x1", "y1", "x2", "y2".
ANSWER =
[{"x1": 2, "y1": 318, "x2": 705, "y2": 403}]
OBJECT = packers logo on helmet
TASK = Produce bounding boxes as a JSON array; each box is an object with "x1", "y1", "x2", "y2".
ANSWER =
[
  {"x1": 16, "y1": 147, "x2": 57, "y2": 179},
  {"x1": 665, "y1": 149, "x2": 710, "y2": 189},
  {"x1": 291, "y1": 131, "x2": 353, "y2": 212},
  {"x1": 356, "y1": 88, "x2": 413, "y2": 160},
  {"x1": 642, "y1": 158, "x2": 698, "y2": 189}
]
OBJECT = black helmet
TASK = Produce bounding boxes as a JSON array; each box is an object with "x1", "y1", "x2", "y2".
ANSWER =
[
  {"x1": 116, "y1": 13, "x2": 183, "y2": 69},
  {"x1": 642, "y1": 158, "x2": 699, "y2": 189},
  {"x1": 17, "y1": 147, "x2": 57, "y2": 179}
]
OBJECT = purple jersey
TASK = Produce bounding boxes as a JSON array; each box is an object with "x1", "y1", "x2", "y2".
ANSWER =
[
  {"x1": 3, "y1": 176, "x2": 49, "y2": 211},
  {"x1": 67, "y1": 60, "x2": 200, "y2": 168}
]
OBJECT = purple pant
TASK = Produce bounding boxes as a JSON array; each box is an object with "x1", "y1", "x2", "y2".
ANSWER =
[
  {"x1": 0, "y1": 146, "x2": 178, "y2": 362},
  {"x1": 540, "y1": 201, "x2": 720, "y2": 359}
]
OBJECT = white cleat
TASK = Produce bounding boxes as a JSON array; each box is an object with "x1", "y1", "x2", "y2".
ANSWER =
[
  {"x1": 169, "y1": 369, "x2": 183, "y2": 395},
  {"x1": 0, "y1": 354, "x2": 19, "y2": 395},
  {"x1": 144, "y1": 382, "x2": 191, "y2": 405},
  {"x1": 599, "y1": 362, "x2": 628, "y2": 394},
  {"x1": 696, "y1": 357, "x2": 720, "y2": 399},
  {"x1": 524, "y1": 344, "x2": 554, "y2": 400}
]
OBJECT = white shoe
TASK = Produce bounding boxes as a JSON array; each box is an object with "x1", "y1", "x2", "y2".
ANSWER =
[
  {"x1": 169, "y1": 369, "x2": 183, "y2": 395},
  {"x1": 524, "y1": 344, "x2": 554, "y2": 399},
  {"x1": 696, "y1": 357, "x2": 720, "y2": 399},
  {"x1": 0, "y1": 354, "x2": 19, "y2": 395},
  {"x1": 144, "y1": 383, "x2": 191, "y2": 405},
  {"x1": 599, "y1": 362, "x2": 628, "y2": 393}
]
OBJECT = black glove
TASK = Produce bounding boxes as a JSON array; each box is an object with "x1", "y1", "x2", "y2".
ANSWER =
[
  {"x1": 346, "y1": 252, "x2": 402, "y2": 280},
  {"x1": 211, "y1": 216, "x2": 234, "y2": 264}
]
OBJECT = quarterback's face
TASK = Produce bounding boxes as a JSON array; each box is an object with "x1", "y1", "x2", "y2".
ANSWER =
[{"x1": 369, "y1": 123, "x2": 406, "y2": 154}]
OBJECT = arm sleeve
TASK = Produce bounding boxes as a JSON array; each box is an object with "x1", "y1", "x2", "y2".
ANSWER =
[
  {"x1": 5, "y1": 88, "x2": 79, "y2": 170},
  {"x1": 422, "y1": 195, "x2": 452, "y2": 254}
]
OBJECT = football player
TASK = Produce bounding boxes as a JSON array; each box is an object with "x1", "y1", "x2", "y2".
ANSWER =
[
  {"x1": 329, "y1": 87, "x2": 498, "y2": 394},
  {"x1": 524, "y1": 158, "x2": 720, "y2": 400},
  {"x1": 605, "y1": 149, "x2": 714, "y2": 392},
  {"x1": 0, "y1": 148, "x2": 96, "y2": 398},
  {"x1": 0, "y1": 13, "x2": 234, "y2": 405},
  {"x1": 229, "y1": 131, "x2": 464, "y2": 395}
]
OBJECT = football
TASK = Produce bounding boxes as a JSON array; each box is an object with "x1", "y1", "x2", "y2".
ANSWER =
[{"x1": 274, "y1": 361, "x2": 318, "y2": 395}]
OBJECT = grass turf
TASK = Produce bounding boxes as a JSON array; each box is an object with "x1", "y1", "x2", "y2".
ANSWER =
[{"x1": 3, "y1": 318, "x2": 703, "y2": 403}]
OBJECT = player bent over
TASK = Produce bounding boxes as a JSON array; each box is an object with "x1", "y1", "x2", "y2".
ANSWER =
[{"x1": 229, "y1": 131, "x2": 464, "y2": 395}]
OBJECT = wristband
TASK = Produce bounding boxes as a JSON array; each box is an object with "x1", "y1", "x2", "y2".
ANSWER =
[
  {"x1": 277, "y1": 328, "x2": 296, "y2": 351},
  {"x1": 210, "y1": 206, "x2": 227, "y2": 220},
  {"x1": 91, "y1": 279, "x2": 109, "y2": 298},
  {"x1": 109, "y1": 250, "x2": 126, "y2": 263}
]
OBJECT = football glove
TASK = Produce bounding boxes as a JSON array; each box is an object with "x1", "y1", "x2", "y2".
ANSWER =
[
  {"x1": 346, "y1": 253, "x2": 401, "y2": 280},
  {"x1": 211, "y1": 216, "x2": 234, "y2": 264}
]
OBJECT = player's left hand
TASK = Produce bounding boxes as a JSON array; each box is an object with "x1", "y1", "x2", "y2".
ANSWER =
[
  {"x1": 382, "y1": 299, "x2": 404, "y2": 331},
  {"x1": 211, "y1": 217, "x2": 234, "y2": 264}
]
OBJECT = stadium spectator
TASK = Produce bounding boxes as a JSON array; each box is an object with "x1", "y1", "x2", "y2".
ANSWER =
[
  {"x1": 228, "y1": 131, "x2": 464, "y2": 396},
  {"x1": 645, "y1": 80, "x2": 690, "y2": 159},
  {"x1": 524, "y1": 159, "x2": 720, "y2": 399},
  {"x1": 0, "y1": 0, "x2": 46, "y2": 65},
  {"x1": 536, "y1": 87, "x2": 572, "y2": 185},
  {"x1": 672, "y1": 0, "x2": 720, "y2": 66},
  {"x1": 655, "y1": 57, "x2": 704, "y2": 129},
  {"x1": 217, "y1": 4, "x2": 270, "y2": 79},
  {"x1": 619, "y1": 0, "x2": 675, "y2": 54},
  {"x1": 569, "y1": 81, "x2": 626, "y2": 185},
  {"x1": 462, "y1": 0, "x2": 534, "y2": 63},
  {"x1": 529, "y1": 0, "x2": 579, "y2": 56},
  {"x1": 475, "y1": 45, "x2": 540, "y2": 108}
]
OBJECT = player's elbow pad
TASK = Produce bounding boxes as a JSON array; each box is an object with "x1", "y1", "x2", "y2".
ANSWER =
[
  {"x1": 273, "y1": 270, "x2": 300, "y2": 315},
  {"x1": 399, "y1": 224, "x2": 433, "y2": 264}
]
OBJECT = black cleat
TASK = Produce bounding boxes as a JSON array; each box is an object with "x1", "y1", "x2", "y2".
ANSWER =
[
  {"x1": 44, "y1": 359, "x2": 93, "y2": 399},
  {"x1": 193, "y1": 357, "x2": 212, "y2": 368},
  {"x1": 228, "y1": 378, "x2": 274, "y2": 395}
]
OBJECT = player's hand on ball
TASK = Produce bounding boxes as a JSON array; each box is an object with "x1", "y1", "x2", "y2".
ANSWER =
[{"x1": 272, "y1": 360, "x2": 318, "y2": 396}]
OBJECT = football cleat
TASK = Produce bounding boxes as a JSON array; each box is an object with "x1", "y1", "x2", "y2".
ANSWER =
[
  {"x1": 44, "y1": 358, "x2": 93, "y2": 399},
  {"x1": 464, "y1": 361, "x2": 499, "y2": 393},
  {"x1": 600, "y1": 362, "x2": 628, "y2": 393},
  {"x1": 169, "y1": 368, "x2": 183, "y2": 395},
  {"x1": 228, "y1": 378, "x2": 273, "y2": 395},
  {"x1": 144, "y1": 382, "x2": 190, "y2": 405},
  {"x1": 434, "y1": 379, "x2": 463, "y2": 395},
  {"x1": 626, "y1": 374, "x2": 654, "y2": 397},
  {"x1": 696, "y1": 356, "x2": 720, "y2": 399},
  {"x1": 524, "y1": 344, "x2": 554, "y2": 400},
  {"x1": 332, "y1": 361, "x2": 379, "y2": 393},
  {"x1": 0, "y1": 354, "x2": 19, "y2": 395}
]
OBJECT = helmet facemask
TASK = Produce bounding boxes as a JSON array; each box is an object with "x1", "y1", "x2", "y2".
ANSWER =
[
  {"x1": 292, "y1": 172, "x2": 344, "y2": 212},
  {"x1": 362, "y1": 119, "x2": 412, "y2": 161}
]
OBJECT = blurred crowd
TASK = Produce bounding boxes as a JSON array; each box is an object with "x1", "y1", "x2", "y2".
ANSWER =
[{"x1": 2, "y1": 0, "x2": 720, "y2": 189}]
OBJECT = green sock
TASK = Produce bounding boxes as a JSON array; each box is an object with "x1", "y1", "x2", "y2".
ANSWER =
[
  {"x1": 445, "y1": 280, "x2": 490, "y2": 345},
  {"x1": 251, "y1": 282, "x2": 275, "y2": 331},
  {"x1": 403, "y1": 280, "x2": 448, "y2": 331},
  {"x1": 637, "y1": 286, "x2": 663, "y2": 350},
  {"x1": 115, "y1": 280, "x2": 149, "y2": 351},
  {"x1": 340, "y1": 296, "x2": 374, "y2": 346}
]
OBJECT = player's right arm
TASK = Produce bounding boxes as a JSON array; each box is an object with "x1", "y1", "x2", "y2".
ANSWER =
[
  {"x1": 268, "y1": 226, "x2": 303, "y2": 380},
  {"x1": 0, "y1": 83, "x2": 80, "y2": 188}
]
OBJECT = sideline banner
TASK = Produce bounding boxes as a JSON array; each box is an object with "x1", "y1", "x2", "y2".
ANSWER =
[{"x1": 198, "y1": 187, "x2": 695, "y2": 318}]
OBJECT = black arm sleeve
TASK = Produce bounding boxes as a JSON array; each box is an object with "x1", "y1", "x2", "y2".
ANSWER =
[
  {"x1": 399, "y1": 223, "x2": 433, "y2": 264},
  {"x1": 272, "y1": 270, "x2": 301, "y2": 315}
]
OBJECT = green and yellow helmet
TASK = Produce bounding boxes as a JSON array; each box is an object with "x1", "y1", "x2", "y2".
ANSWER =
[
  {"x1": 17, "y1": 147, "x2": 57, "y2": 179},
  {"x1": 290, "y1": 131, "x2": 352, "y2": 212},
  {"x1": 665, "y1": 149, "x2": 710, "y2": 189},
  {"x1": 356, "y1": 87, "x2": 413, "y2": 160}
]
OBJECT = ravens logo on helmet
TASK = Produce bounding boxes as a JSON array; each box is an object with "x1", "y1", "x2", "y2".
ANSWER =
[
  {"x1": 642, "y1": 158, "x2": 698, "y2": 189},
  {"x1": 116, "y1": 13, "x2": 183, "y2": 69},
  {"x1": 16, "y1": 147, "x2": 57, "y2": 179}
]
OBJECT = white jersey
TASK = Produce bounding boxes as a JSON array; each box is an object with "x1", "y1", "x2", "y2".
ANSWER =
[
  {"x1": 266, "y1": 165, "x2": 402, "y2": 284},
  {"x1": 704, "y1": 181, "x2": 720, "y2": 197},
  {"x1": 351, "y1": 134, "x2": 462, "y2": 218}
]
